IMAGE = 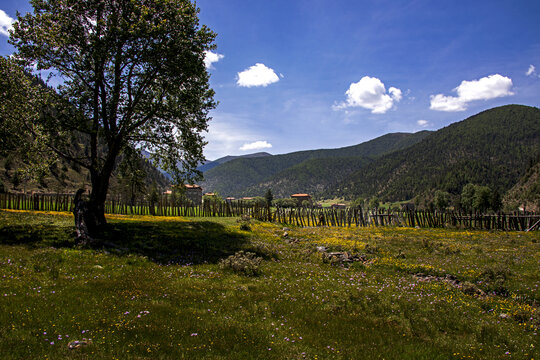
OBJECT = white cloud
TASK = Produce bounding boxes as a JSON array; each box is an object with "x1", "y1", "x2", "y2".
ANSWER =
[
  {"x1": 334, "y1": 76, "x2": 402, "y2": 114},
  {"x1": 429, "y1": 94, "x2": 467, "y2": 112},
  {"x1": 389, "y1": 87, "x2": 402, "y2": 102},
  {"x1": 430, "y1": 74, "x2": 514, "y2": 112},
  {"x1": 526, "y1": 64, "x2": 537, "y2": 77},
  {"x1": 237, "y1": 63, "x2": 280, "y2": 87},
  {"x1": 204, "y1": 51, "x2": 224, "y2": 69},
  {"x1": 0, "y1": 9, "x2": 14, "y2": 37},
  {"x1": 417, "y1": 120, "x2": 429, "y2": 127},
  {"x1": 203, "y1": 115, "x2": 275, "y2": 159},
  {"x1": 239, "y1": 140, "x2": 272, "y2": 151}
]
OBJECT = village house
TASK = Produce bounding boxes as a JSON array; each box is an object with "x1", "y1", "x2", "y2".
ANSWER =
[
  {"x1": 184, "y1": 184, "x2": 203, "y2": 205},
  {"x1": 291, "y1": 193, "x2": 312, "y2": 206}
]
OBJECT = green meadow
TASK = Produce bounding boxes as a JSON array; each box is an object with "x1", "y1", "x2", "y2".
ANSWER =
[{"x1": 0, "y1": 210, "x2": 538, "y2": 359}]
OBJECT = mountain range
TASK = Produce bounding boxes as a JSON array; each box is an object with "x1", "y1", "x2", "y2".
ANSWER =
[{"x1": 200, "y1": 105, "x2": 540, "y2": 204}]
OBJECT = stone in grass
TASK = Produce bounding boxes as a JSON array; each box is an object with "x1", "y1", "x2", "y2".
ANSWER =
[
  {"x1": 323, "y1": 251, "x2": 367, "y2": 264},
  {"x1": 68, "y1": 339, "x2": 92, "y2": 350}
]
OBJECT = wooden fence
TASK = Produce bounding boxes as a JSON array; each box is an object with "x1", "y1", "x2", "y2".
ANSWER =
[
  {"x1": 0, "y1": 193, "x2": 253, "y2": 218},
  {"x1": 249, "y1": 206, "x2": 540, "y2": 232},
  {"x1": 1, "y1": 193, "x2": 538, "y2": 231}
]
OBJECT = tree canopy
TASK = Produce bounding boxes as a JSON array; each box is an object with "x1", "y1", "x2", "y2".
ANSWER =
[{"x1": 8, "y1": 0, "x2": 217, "y2": 231}]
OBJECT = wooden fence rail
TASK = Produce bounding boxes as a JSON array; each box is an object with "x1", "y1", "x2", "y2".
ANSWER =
[
  {"x1": 250, "y1": 206, "x2": 539, "y2": 232},
  {"x1": 0, "y1": 193, "x2": 254, "y2": 218},
  {"x1": 0, "y1": 193, "x2": 538, "y2": 231}
]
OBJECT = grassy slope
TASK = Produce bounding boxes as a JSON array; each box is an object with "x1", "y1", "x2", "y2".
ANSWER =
[{"x1": 0, "y1": 210, "x2": 538, "y2": 359}]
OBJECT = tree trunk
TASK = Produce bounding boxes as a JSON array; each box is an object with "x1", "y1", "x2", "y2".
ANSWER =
[
  {"x1": 78, "y1": 161, "x2": 115, "y2": 240},
  {"x1": 89, "y1": 171, "x2": 111, "y2": 229}
]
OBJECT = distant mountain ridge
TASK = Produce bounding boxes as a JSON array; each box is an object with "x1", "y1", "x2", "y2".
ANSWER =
[
  {"x1": 201, "y1": 105, "x2": 540, "y2": 202},
  {"x1": 200, "y1": 131, "x2": 432, "y2": 197},
  {"x1": 197, "y1": 152, "x2": 272, "y2": 173},
  {"x1": 331, "y1": 104, "x2": 540, "y2": 201}
]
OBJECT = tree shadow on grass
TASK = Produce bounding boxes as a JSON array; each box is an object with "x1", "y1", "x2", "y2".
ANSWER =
[
  {"x1": 99, "y1": 220, "x2": 251, "y2": 265},
  {"x1": 0, "y1": 215, "x2": 251, "y2": 265}
]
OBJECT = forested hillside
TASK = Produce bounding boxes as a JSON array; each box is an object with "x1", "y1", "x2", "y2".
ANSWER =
[
  {"x1": 244, "y1": 156, "x2": 373, "y2": 198},
  {"x1": 200, "y1": 131, "x2": 431, "y2": 197},
  {"x1": 504, "y1": 158, "x2": 540, "y2": 211},
  {"x1": 197, "y1": 152, "x2": 271, "y2": 173},
  {"x1": 0, "y1": 62, "x2": 170, "y2": 196},
  {"x1": 330, "y1": 105, "x2": 540, "y2": 201},
  {"x1": 0, "y1": 150, "x2": 170, "y2": 195}
]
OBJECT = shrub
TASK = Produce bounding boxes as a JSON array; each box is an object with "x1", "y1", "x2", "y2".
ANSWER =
[
  {"x1": 480, "y1": 264, "x2": 512, "y2": 296},
  {"x1": 237, "y1": 215, "x2": 252, "y2": 231},
  {"x1": 219, "y1": 251, "x2": 262, "y2": 276},
  {"x1": 239, "y1": 223, "x2": 251, "y2": 231}
]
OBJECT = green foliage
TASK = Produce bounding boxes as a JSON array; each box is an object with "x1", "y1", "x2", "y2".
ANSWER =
[
  {"x1": 472, "y1": 186, "x2": 492, "y2": 212},
  {"x1": 460, "y1": 183, "x2": 500, "y2": 212},
  {"x1": 264, "y1": 189, "x2": 273, "y2": 207},
  {"x1": 0, "y1": 56, "x2": 59, "y2": 179},
  {"x1": 351, "y1": 197, "x2": 364, "y2": 208},
  {"x1": 433, "y1": 190, "x2": 450, "y2": 210},
  {"x1": 274, "y1": 198, "x2": 298, "y2": 208},
  {"x1": 203, "y1": 193, "x2": 223, "y2": 205},
  {"x1": 9, "y1": 0, "x2": 216, "y2": 222},
  {"x1": 219, "y1": 251, "x2": 262, "y2": 276},
  {"x1": 461, "y1": 183, "x2": 477, "y2": 211},
  {"x1": 368, "y1": 196, "x2": 380, "y2": 209},
  {"x1": 117, "y1": 148, "x2": 147, "y2": 205}
]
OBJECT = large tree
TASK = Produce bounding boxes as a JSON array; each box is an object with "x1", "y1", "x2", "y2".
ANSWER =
[{"x1": 9, "y1": 0, "x2": 216, "y2": 233}]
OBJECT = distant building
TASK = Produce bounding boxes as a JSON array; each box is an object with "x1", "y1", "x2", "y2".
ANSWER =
[
  {"x1": 291, "y1": 193, "x2": 312, "y2": 206},
  {"x1": 225, "y1": 197, "x2": 236, "y2": 203},
  {"x1": 185, "y1": 184, "x2": 202, "y2": 205},
  {"x1": 401, "y1": 203, "x2": 415, "y2": 211},
  {"x1": 331, "y1": 203, "x2": 347, "y2": 209}
]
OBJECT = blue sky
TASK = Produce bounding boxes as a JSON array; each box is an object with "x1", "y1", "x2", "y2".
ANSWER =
[{"x1": 1, "y1": 0, "x2": 540, "y2": 160}]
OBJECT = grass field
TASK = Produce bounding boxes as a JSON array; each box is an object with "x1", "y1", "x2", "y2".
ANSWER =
[{"x1": 0, "y1": 209, "x2": 538, "y2": 359}]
